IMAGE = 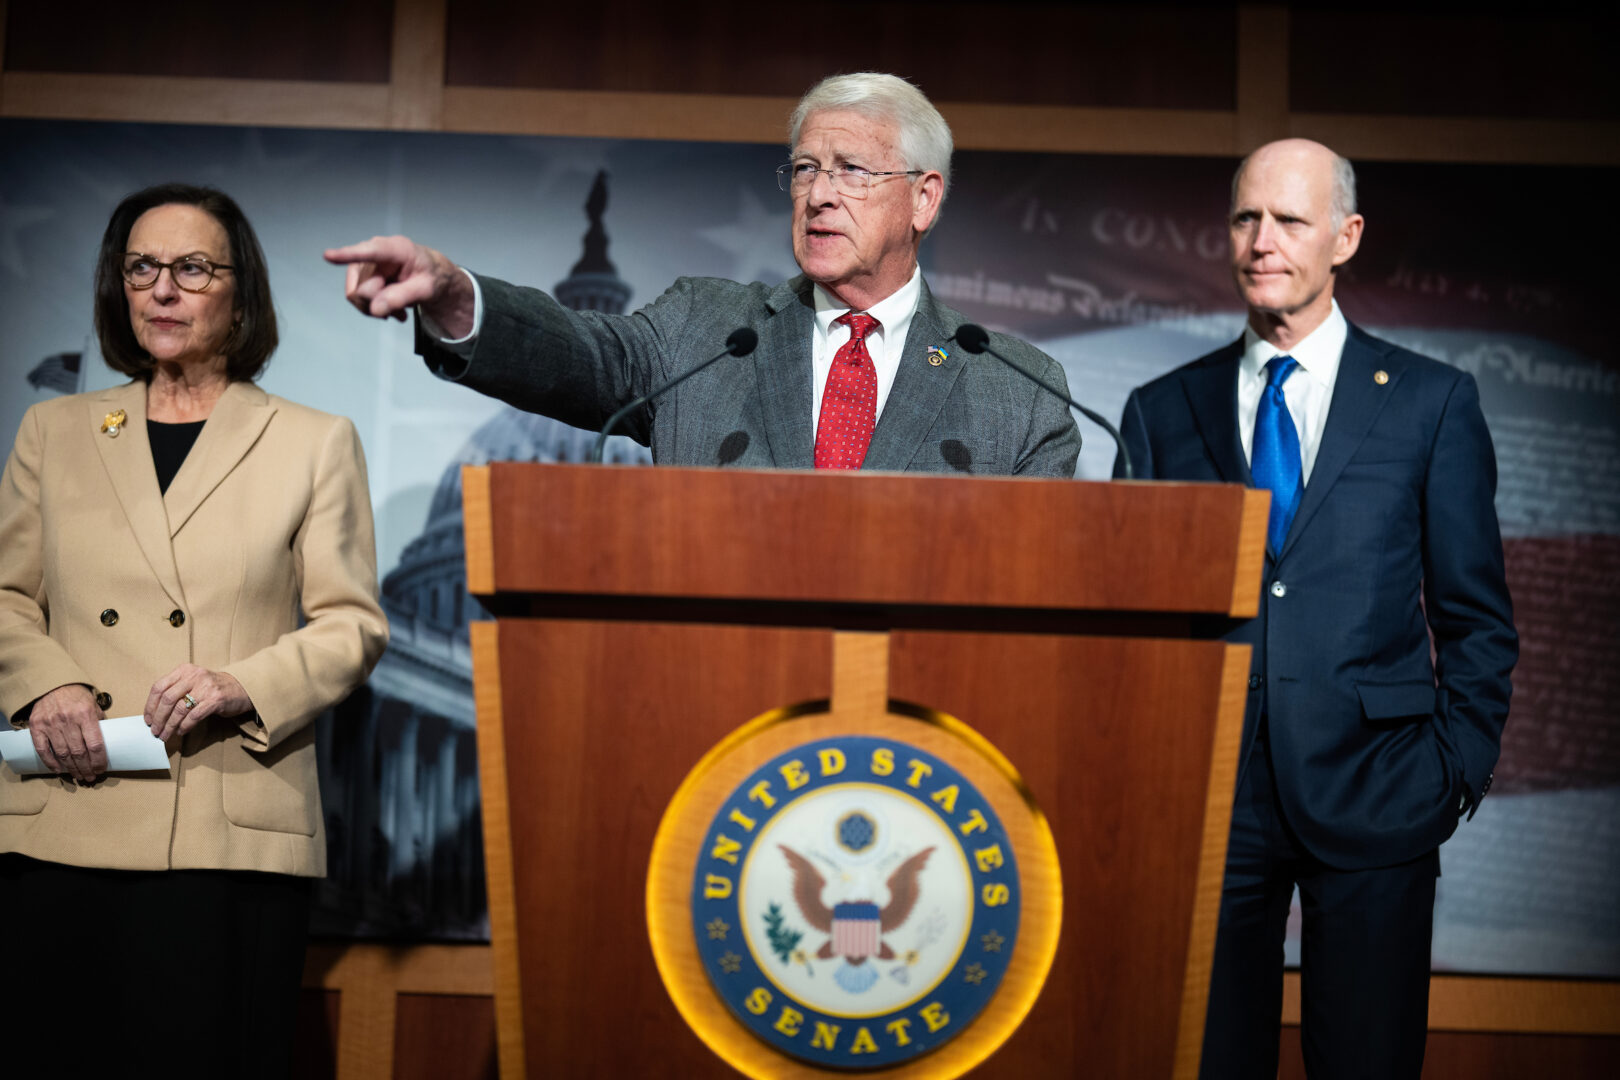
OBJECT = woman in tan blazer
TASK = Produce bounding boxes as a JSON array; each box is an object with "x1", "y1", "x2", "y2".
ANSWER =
[{"x1": 0, "y1": 184, "x2": 388, "y2": 1078}]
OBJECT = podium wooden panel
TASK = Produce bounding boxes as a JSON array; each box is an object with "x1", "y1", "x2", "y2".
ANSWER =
[{"x1": 464, "y1": 463, "x2": 1267, "y2": 1079}]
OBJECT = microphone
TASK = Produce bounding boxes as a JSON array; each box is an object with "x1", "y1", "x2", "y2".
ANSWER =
[
  {"x1": 589, "y1": 328, "x2": 759, "y2": 463},
  {"x1": 951, "y1": 323, "x2": 1134, "y2": 480}
]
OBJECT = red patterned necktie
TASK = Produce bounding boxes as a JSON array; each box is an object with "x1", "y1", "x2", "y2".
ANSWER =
[{"x1": 814, "y1": 312, "x2": 880, "y2": 470}]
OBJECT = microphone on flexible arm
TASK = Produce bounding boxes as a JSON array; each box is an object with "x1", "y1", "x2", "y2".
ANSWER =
[
  {"x1": 589, "y1": 328, "x2": 760, "y2": 463},
  {"x1": 951, "y1": 323, "x2": 1134, "y2": 480}
]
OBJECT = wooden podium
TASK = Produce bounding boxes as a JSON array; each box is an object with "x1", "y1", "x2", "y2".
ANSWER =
[{"x1": 463, "y1": 463, "x2": 1266, "y2": 1079}]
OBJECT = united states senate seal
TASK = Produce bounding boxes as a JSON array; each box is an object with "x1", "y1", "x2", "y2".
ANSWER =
[{"x1": 690, "y1": 735, "x2": 1018, "y2": 1069}]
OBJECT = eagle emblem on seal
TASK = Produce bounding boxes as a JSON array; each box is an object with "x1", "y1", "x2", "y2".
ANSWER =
[{"x1": 778, "y1": 842, "x2": 935, "y2": 992}]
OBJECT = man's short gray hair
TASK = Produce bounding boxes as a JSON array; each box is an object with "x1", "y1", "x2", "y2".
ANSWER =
[
  {"x1": 1230, "y1": 148, "x2": 1359, "y2": 227},
  {"x1": 1327, "y1": 154, "x2": 1357, "y2": 226},
  {"x1": 789, "y1": 73, "x2": 953, "y2": 207}
]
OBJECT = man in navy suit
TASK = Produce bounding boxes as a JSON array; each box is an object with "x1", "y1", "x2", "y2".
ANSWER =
[{"x1": 1115, "y1": 139, "x2": 1516, "y2": 1078}]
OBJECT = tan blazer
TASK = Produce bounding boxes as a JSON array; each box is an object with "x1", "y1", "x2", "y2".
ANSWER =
[{"x1": 0, "y1": 380, "x2": 388, "y2": 876}]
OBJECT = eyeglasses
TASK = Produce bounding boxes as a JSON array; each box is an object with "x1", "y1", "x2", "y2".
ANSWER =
[
  {"x1": 121, "y1": 253, "x2": 235, "y2": 293},
  {"x1": 777, "y1": 163, "x2": 923, "y2": 199}
]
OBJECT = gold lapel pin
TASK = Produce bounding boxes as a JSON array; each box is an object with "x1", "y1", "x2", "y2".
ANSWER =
[
  {"x1": 927, "y1": 347, "x2": 949, "y2": 367},
  {"x1": 101, "y1": 409, "x2": 128, "y2": 437},
  {"x1": 1373, "y1": 370, "x2": 1389, "y2": 385}
]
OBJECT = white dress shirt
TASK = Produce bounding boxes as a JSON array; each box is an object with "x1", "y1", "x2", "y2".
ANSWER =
[
  {"x1": 809, "y1": 266, "x2": 922, "y2": 432},
  {"x1": 425, "y1": 267, "x2": 485, "y2": 348},
  {"x1": 1237, "y1": 300, "x2": 1347, "y2": 482}
]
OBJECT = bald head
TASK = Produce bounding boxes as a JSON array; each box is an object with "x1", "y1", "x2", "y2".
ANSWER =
[
  {"x1": 1233, "y1": 139, "x2": 1357, "y2": 228},
  {"x1": 1226, "y1": 138, "x2": 1365, "y2": 346}
]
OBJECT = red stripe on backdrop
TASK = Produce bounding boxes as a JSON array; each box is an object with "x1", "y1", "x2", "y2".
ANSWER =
[{"x1": 1494, "y1": 535, "x2": 1620, "y2": 793}]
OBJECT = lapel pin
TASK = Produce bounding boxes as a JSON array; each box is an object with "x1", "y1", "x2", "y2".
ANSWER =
[
  {"x1": 1373, "y1": 370, "x2": 1389, "y2": 385},
  {"x1": 927, "y1": 346, "x2": 948, "y2": 367},
  {"x1": 101, "y1": 409, "x2": 127, "y2": 437}
]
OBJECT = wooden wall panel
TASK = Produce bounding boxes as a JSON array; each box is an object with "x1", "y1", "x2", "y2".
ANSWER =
[
  {"x1": 395, "y1": 994, "x2": 499, "y2": 1080},
  {"x1": 1279, "y1": 1027, "x2": 1620, "y2": 1078},
  {"x1": 4, "y1": 2, "x2": 1616, "y2": 162},
  {"x1": 289, "y1": 948, "x2": 1620, "y2": 1079},
  {"x1": 0, "y1": 73, "x2": 392, "y2": 129},
  {"x1": 3, "y1": 1, "x2": 394, "y2": 82},
  {"x1": 1291, "y1": 10, "x2": 1620, "y2": 120},
  {"x1": 302, "y1": 943, "x2": 495, "y2": 1080},
  {"x1": 445, "y1": 1, "x2": 1237, "y2": 110}
]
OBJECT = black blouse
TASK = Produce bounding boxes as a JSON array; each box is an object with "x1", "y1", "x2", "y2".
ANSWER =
[{"x1": 147, "y1": 419, "x2": 205, "y2": 495}]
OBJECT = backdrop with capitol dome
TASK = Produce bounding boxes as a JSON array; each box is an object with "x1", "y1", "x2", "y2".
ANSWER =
[{"x1": 0, "y1": 115, "x2": 1614, "y2": 982}]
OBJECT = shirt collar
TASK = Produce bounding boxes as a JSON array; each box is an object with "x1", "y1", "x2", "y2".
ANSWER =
[
  {"x1": 811, "y1": 265, "x2": 923, "y2": 337},
  {"x1": 1241, "y1": 299, "x2": 1348, "y2": 386}
]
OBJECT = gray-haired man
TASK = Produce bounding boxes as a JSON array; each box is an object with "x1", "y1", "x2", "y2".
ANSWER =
[{"x1": 327, "y1": 73, "x2": 1079, "y2": 476}]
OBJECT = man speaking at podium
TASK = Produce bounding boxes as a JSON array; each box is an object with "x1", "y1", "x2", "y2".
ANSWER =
[
  {"x1": 327, "y1": 73, "x2": 1080, "y2": 477},
  {"x1": 1115, "y1": 140, "x2": 1516, "y2": 1078}
]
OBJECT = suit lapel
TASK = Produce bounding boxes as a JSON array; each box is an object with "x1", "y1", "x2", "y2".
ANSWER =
[
  {"x1": 755, "y1": 278, "x2": 816, "y2": 469},
  {"x1": 863, "y1": 281, "x2": 966, "y2": 471},
  {"x1": 88, "y1": 382, "x2": 184, "y2": 606},
  {"x1": 1280, "y1": 324, "x2": 1406, "y2": 559},
  {"x1": 164, "y1": 381, "x2": 277, "y2": 537},
  {"x1": 1181, "y1": 341, "x2": 1251, "y2": 485}
]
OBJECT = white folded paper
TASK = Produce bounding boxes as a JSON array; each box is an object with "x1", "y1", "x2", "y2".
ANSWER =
[{"x1": 0, "y1": 715, "x2": 172, "y2": 775}]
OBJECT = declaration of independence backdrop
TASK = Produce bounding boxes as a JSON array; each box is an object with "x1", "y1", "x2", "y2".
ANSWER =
[{"x1": 2, "y1": 118, "x2": 1614, "y2": 976}]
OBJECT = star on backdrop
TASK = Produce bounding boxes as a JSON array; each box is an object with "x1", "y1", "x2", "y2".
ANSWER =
[
  {"x1": 0, "y1": 195, "x2": 55, "y2": 278},
  {"x1": 699, "y1": 186, "x2": 795, "y2": 285}
]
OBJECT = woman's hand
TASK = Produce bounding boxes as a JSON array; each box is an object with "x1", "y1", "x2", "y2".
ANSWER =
[
  {"x1": 27, "y1": 684, "x2": 107, "y2": 783},
  {"x1": 145, "y1": 665, "x2": 253, "y2": 742}
]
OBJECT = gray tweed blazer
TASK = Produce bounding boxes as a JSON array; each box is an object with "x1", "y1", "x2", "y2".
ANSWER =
[{"x1": 417, "y1": 273, "x2": 1081, "y2": 477}]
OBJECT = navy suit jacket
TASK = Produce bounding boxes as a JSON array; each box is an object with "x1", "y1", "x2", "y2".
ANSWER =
[{"x1": 1115, "y1": 322, "x2": 1516, "y2": 870}]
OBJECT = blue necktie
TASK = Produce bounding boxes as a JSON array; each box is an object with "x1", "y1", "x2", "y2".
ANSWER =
[{"x1": 1252, "y1": 355, "x2": 1302, "y2": 554}]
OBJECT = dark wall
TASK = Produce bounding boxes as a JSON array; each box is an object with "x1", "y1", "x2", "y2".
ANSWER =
[{"x1": 6, "y1": 2, "x2": 1616, "y2": 124}]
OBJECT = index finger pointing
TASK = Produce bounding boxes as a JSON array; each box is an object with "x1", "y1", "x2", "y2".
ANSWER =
[
  {"x1": 320, "y1": 238, "x2": 400, "y2": 265},
  {"x1": 325, "y1": 242, "x2": 382, "y2": 265}
]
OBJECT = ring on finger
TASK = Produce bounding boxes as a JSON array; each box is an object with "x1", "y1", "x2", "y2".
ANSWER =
[{"x1": 181, "y1": 693, "x2": 198, "y2": 710}]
